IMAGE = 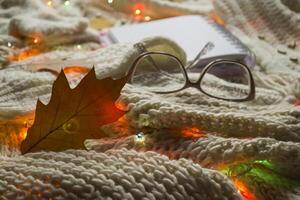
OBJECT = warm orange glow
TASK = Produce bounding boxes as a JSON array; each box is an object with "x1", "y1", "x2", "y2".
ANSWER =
[
  {"x1": 63, "y1": 66, "x2": 90, "y2": 74},
  {"x1": 115, "y1": 101, "x2": 128, "y2": 111},
  {"x1": 19, "y1": 129, "x2": 28, "y2": 141},
  {"x1": 19, "y1": 118, "x2": 34, "y2": 141},
  {"x1": 209, "y1": 11, "x2": 225, "y2": 26},
  {"x1": 63, "y1": 66, "x2": 90, "y2": 85},
  {"x1": 110, "y1": 116, "x2": 133, "y2": 136},
  {"x1": 0, "y1": 114, "x2": 34, "y2": 150},
  {"x1": 215, "y1": 159, "x2": 251, "y2": 171},
  {"x1": 133, "y1": 3, "x2": 144, "y2": 16},
  {"x1": 181, "y1": 127, "x2": 206, "y2": 138},
  {"x1": 233, "y1": 179, "x2": 257, "y2": 200},
  {"x1": 9, "y1": 48, "x2": 41, "y2": 61},
  {"x1": 215, "y1": 162, "x2": 229, "y2": 171},
  {"x1": 33, "y1": 38, "x2": 39, "y2": 44}
]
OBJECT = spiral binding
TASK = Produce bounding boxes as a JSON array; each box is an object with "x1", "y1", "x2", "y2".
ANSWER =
[
  {"x1": 204, "y1": 16, "x2": 256, "y2": 68},
  {"x1": 205, "y1": 17, "x2": 249, "y2": 53}
]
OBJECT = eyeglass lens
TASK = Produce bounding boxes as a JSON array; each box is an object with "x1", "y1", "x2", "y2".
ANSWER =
[
  {"x1": 130, "y1": 53, "x2": 186, "y2": 93},
  {"x1": 200, "y1": 61, "x2": 251, "y2": 100}
]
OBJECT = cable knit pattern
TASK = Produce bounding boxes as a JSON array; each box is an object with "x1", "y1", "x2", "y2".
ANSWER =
[
  {"x1": 0, "y1": 149, "x2": 242, "y2": 200},
  {"x1": 120, "y1": 84, "x2": 300, "y2": 142},
  {"x1": 0, "y1": 42, "x2": 137, "y2": 120},
  {"x1": 213, "y1": 0, "x2": 300, "y2": 43},
  {"x1": 0, "y1": 69, "x2": 55, "y2": 119},
  {"x1": 85, "y1": 134, "x2": 300, "y2": 178},
  {"x1": 212, "y1": 0, "x2": 300, "y2": 73}
]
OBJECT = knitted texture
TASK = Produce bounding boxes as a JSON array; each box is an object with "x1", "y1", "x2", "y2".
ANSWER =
[
  {"x1": 212, "y1": 0, "x2": 300, "y2": 73},
  {"x1": 86, "y1": 134, "x2": 300, "y2": 178},
  {"x1": 0, "y1": 36, "x2": 185, "y2": 122},
  {"x1": 120, "y1": 82, "x2": 300, "y2": 142},
  {"x1": 0, "y1": 149, "x2": 242, "y2": 200},
  {"x1": 213, "y1": 0, "x2": 300, "y2": 44},
  {"x1": 85, "y1": 134, "x2": 300, "y2": 199},
  {"x1": 3, "y1": 0, "x2": 98, "y2": 44},
  {"x1": 103, "y1": 0, "x2": 213, "y2": 19},
  {"x1": 1, "y1": 38, "x2": 300, "y2": 199}
]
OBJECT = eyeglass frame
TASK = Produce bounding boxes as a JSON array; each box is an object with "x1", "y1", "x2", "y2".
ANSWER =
[{"x1": 125, "y1": 43, "x2": 255, "y2": 102}]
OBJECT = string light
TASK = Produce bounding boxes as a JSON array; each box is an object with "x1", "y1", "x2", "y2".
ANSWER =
[
  {"x1": 33, "y1": 38, "x2": 39, "y2": 44},
  {"x1": 135, "y1": 132, "x2": 145, "y2": 143},
  {"x1": 47, "y1": 0, "x2": 52, "y2": 7},
  {"x1": 133, "y1": 3, "x2": 144, "y2": 17},
  {"x1": 144, "y1": 16, "x2": 151, "y2": 21},
  {"x1": 64, "y1": 0, "x2": 70, "y2": 6},
  {"x1": 134, "y1": 9, "x2": 142, "y2": 16},
  {"x1": 7, "y1": 42, "x2": 12, "y2": 48},
  {"x1": 107, "y1": 0, "x2": 113, "y2": 4},
  {"x1": 77, "y1": 44, "x2": 82, "y2": 49}
]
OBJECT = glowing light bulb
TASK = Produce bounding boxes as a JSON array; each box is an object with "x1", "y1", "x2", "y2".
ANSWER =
[
  {"x1": 107, "y1": 0, "x2": 113, "y2": 4},
  {"x1": 77, "y1": 44, "x2": 82, "y2": 49},
  {"x1": 47, "y1": 0, "x2": 52, "y2": 6},
  {"x1": 135, "y1": 132, "x2": 145, "y2": 143},
  {"x1": 20, "y1": 130, "x2": 28, "y2": 140},
  {"x1": 133, "y1": 3, "x2": 144, "y2": 17},
  {"x1": 33, "y1": 38, "x2": 39, "y2": 44},
  {"x1": 137, "y1": 133, "x2": 142, "y2": 138},
  {"x1": 64, "y1": 0, "x2": 70, "y2": 6},
  {"x1": 7, "y1": 42, "x2": 12, "y2": 47},
  {"x1": 144, "y1": 16, "x2": 151, "y2": 21},
  {"x1": 134, "y1": 9, "x2": 142, "y2": 15}
]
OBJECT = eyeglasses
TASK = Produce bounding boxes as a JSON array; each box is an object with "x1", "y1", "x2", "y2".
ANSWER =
[{"x1": 126, "y1": 42, "x2": 255, "y2": 102}]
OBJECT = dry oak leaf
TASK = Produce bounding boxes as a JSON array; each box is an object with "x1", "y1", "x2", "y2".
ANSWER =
[{"x1": 21, "y1": 68, "x2": 127, "y2": 154}]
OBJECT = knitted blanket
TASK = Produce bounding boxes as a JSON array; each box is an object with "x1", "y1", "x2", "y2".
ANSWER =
[{"x1": 0, "y1": 0, "x2": 300, "y2": 200}]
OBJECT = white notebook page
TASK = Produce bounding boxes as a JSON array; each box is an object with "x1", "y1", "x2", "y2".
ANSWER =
[{"x1": 109, "y1": 15, "x2": 241, "y2": 61}]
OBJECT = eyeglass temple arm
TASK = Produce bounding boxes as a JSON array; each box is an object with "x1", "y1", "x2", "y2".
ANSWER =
[
  {"x1": 185, "y1": 42, "x2": 215, "y2": 70},
  {"x1": 134, "y1": 43, "x2": 161, "y2": 71},
  {"x1": 133, "y1": 43, "x2": 173, "y2": 78}
]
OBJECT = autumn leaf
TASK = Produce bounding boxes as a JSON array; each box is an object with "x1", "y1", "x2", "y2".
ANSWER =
[{"x1": 21, "y1": 68, "x2": 127, "y2": 154}]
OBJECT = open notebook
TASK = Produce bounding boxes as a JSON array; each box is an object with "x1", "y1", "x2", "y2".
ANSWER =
[{"x1": 100, "y1": 15, "x2": 255, "y2": 68}]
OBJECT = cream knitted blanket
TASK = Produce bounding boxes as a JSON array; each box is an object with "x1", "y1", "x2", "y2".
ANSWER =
[{"x1": 0, "y1": 0, "x2": 300, "y2": 199}]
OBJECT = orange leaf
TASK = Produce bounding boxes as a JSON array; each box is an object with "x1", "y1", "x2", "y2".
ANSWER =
[{"x1": 21, "y1": 68, "x2": 127, "y2": 154}]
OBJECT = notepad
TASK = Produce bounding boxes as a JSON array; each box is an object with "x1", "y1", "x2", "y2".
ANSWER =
[{"x1": 100, "y1": 15, "x2": 255, "y2": 68}]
